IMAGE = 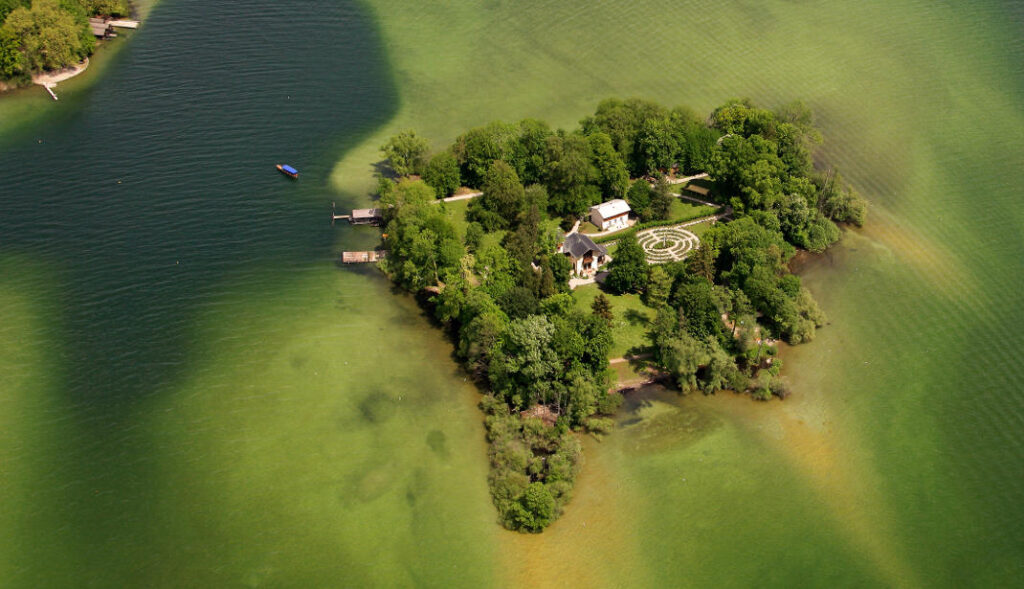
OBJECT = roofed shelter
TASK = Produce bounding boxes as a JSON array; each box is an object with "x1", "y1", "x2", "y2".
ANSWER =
[
  {"x1": 590, "y1": 199, "x2": 631, "y2": 231},
  {"x1": 559, "y1": 232, "x2": 608, "y2": 276},
  {"x1": 89, "y1": 18, "x2": 115, "y2": 39},
  {"x1": 350, "y1": 208, "x2": 384, "y2": 225}
]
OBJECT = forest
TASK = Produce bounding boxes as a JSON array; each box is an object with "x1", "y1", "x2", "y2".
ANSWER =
[
  {"x1": 374, "y1": 97, "x2": 866, "y2": 531},
  {"x1": 0, "y1": 0, "x2": 128, "y2": 84}
]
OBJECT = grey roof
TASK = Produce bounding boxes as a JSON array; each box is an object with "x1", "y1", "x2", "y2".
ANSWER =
[
  {"x1": 563, "y1": 232, "x2": 607, "y2": 258},
  {"x1": 351, "y1": 208, "x2": 383, "y2": 218}
]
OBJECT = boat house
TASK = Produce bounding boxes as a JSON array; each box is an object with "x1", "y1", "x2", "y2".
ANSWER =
[
  {"x1": 342, "y1": 250, "x2": 386, "y2": 263},
  {"x1": 559, "y1": 232, "x2": 608, "y2": 276},
  {"x1": 89, "y1": 18, "x2": 115, "y2": 39},
  {"x1": 589, "y1": 199, "x2": 631, "y2": 231},
  {"x1": 350, "y1": 208, "x2": 384, "y2": 226}
]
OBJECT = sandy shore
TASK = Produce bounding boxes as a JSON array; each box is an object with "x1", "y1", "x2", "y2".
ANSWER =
[{"x1": 32, "y1": 58, "x2": 90, "y2": 87}]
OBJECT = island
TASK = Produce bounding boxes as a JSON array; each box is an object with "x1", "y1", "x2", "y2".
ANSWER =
[{"x1": 361, "y1": 97, "x2": 865, "y2": 532}]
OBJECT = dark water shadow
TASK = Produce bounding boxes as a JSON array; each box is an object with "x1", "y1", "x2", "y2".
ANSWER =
[{"x1": 0, "y1": 0, "x2": 398, "y2": 583}]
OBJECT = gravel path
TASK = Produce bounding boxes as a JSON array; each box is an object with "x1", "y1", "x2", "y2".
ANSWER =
[{"x1": 637, "y1": 226, "x2": 701, "y2": 263}]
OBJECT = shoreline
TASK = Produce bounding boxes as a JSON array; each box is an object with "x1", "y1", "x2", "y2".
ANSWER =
[{"x1": 32, "y1": 58, "x2": 91, "y2": 89}]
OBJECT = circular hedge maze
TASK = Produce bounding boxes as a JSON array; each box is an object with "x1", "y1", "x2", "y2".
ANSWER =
[{"x1": 636, "y1": 226, "x2": 700, "y2": 264}]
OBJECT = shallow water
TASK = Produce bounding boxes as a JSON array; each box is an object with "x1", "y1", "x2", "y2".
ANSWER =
[{"x1": 2, "y1": 0, "x2": 1022, "y2": 586}]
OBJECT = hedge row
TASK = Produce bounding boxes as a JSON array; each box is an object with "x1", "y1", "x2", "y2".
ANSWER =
[{"x1": 592, "y1": 206, "x2": 726, "y2": 244}]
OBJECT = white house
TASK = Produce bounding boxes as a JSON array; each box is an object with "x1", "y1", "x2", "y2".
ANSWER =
[
  {"x1": 589, "y1": 199, "x2": 631, "y2": 231},
  {"x1": 559, "y1": 233, "x2": 608, "y2": 276}
]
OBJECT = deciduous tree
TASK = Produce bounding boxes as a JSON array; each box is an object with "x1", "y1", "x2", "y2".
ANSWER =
[
  {"x1": 380, "y1": 129, "x2": 429, "y2": 177},
  {"x1": 5, "y1": 0, "x2": 93, "y2": 72},
  {"x1": 605, "y1": 234, "x2": 648, "y2": 294},
  {"x1": 422, "y1": 150, "x2": 461, "y2": 197}
]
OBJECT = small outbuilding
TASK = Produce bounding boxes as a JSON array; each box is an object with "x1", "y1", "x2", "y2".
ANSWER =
[
  {"x1": 349, "y1": 208, "x2": 384, "y2": 226},
  {"x1": 589, "y1": 199, "x2": 631, "y2": 231},
  {"x1": 89, "y1": 18, "x2": 115, "y2": 39},
  {"x1": 559, "y1": 232, "x2": 608, "y2": 276}
]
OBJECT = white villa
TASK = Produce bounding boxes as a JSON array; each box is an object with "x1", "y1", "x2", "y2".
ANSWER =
[
  {"x1": 589, "y1": 199, "x2": 631, "y2": 231},
  {"x1": 559, "y1": 233, "x2": 608, "y2": 276}
]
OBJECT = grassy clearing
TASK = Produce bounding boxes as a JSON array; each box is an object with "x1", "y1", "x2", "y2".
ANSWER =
[
  {"x1": 669, "y1": 200, "x2": 715, "y2": 220},
  {"x1": 687, "y1": 219, "x2": 717, "y2": 238},
  {"x1": 437, "y1": 198, "x2": 472, "y2": 239},
  {"x1": 572, "y1": 283, "x2": 653, "y2": 358}
]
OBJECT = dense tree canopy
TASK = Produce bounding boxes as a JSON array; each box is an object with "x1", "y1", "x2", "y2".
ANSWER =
[
  {"x1": 4, "y1": 0, "x2": 93, "y2": 73},
  {"x1": 380, "y1": 129, "x2": 430, "y2": 177},
  {"x1": 422, "y1": 150, "x2": 461, "y2": 198},
  {"x1": 468, "y1": 159, "x2": 526, "y2": 231},
  {"x1": 605, "y1": 234, "x2": 648, "y2": 294},
  {"x1": 0, "y1": 0, "x2": 130, "y2": 82},
  {"x1": 0, "y1": 25, "x2": 24, "y2": 78}
]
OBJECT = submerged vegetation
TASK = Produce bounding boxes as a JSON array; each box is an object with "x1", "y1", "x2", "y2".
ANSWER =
[{"x1": 374, "y1": 97, "x2": 865, "y2": 531}]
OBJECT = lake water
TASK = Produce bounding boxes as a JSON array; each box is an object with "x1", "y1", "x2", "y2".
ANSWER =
[{"x1": 1, "y1": 0, "x2": 1022, "y2": 587}]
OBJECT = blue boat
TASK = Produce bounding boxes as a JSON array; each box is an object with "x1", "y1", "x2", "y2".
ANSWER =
[{"x1": 276, "y1": 164, "x2": 299, "y2": 178}]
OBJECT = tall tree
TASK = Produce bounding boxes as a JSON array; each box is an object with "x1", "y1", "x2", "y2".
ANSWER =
[
  {"x1": 380, "y1": 129, "x2": 429, "y2": 176},
  {"x1": 590, "y1": 293, "x2": 613, "y2": 325},
  {"x1": 580, "y1": 97, "x2": 667, "y2": 176},
  {"x1": 422, "y1": 150, "x2": 461, "y2": 198},
  {"x1": 644, "y1": 266, "x2": 672, "y2": 308},
  {"x1": 544, "y1": 132, "x2": 598, "y2": 219},
  {"x1": 635, "y1": 116, "x2": 676, "y2": 174},
  {"x1": 511, "y1": 118, "x2": 554, "y2": 184},
  {"x1": 649, "y1": 175, "x2": 673, "y2": 220},
  {"x1": 0, "y1": 26, "x2": 24, "y2": 78},
  {"x1": 0, "y1": 0, "x2": 30, "y2": 22},
  {"x1": 5, "y1": 0, "x2": 93, "y2": 72},
  {"x1": 489, "y1": 315, "x2": 560, "y2": 407},
  {"x1": 453, "y1": 121, "x2": 517, "y2": 187},
  {"x1": 471, "y1": 160, "x2": 525, "y2": 231},
  {"x1": 625, "y1": 179, "x2": 652, "y2": 221},
  {"x1": 587, "y1": 132, "x2": 629, "y2": 197},
  {"x1": 605, "y1": 234, "x2": 648, "y2": 294}
]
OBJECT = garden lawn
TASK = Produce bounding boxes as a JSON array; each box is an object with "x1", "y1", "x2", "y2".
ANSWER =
[
  {"x1": 668, "y1": 200, "x2": 715, "y2": 221},
  {"x1": 687, "y1": 219, "x2": 717, "y2": 238},
  {"x1": 437, "y1": 198, "x2": 472, "y2": 240},
  {"x1": 572, "y1": 283, "x2": 653, "y2": 359}
]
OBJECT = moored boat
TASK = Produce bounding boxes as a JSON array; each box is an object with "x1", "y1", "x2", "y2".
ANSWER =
[{"x1": 276, "y1": 164, "x2": 299, "y2": 178}]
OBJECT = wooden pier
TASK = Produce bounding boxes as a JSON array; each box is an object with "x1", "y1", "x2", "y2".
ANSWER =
[
  {"x1": 42, "y1": 84, "x2": 58, "y2": 101},
  {"x1": 341, "y1": 250, "x2": 386, "y2": 263},
  {"x1": 331, "y1": 202, "x2": 350, "y2": 223}
]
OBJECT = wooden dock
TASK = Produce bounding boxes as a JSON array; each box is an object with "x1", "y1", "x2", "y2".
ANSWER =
[
  {"x1": 42, "y1": 84, "x2": 58, "y2": 101},
  {"x1": 331, "y1": 202, "x2": 348, "y2": 224},
  {"x1": 342, "y1": 251, "x2": 386, "y2": 264}
]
